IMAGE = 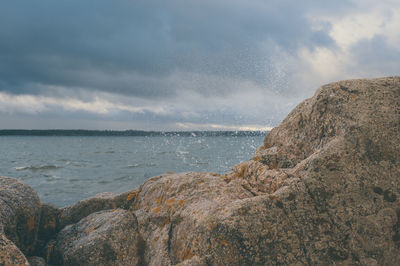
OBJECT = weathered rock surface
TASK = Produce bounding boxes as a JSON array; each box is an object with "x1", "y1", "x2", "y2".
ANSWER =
[
  {"x1": 59, "y1": 190, "x2": 138, "y2": 228},
  {"x1": 0, "y1": 176, "x2": 41, "y2": 255},
  {"x1": 49, "y1": 209, "x2": 143, "y2": 266},
  {"x1": 27, "y1": 256, "x2": 47, "y2": 266},
  {"x1": 132, "y1": 77, "x2": 400, "y2": 265},
  {"x1": 0, "y1": 234, "x2": 29, "y2": 266},
  {"x1": 1, "y1": 77, "x2": 399, "y2": 265},
  {"x1": 225, "y1": 76, "x2": 400, "y2": 264},
  {"x1": 133, "y1": 172, "x2": 254, "y2": 265}
]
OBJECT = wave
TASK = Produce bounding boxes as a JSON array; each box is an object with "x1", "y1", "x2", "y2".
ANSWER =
[
  {"x1": 127, "y1": 164, "x2": 140, "y2": 168},
  {"x1": 14, "y1": 164, "x2": 62, "y2": 171},
  {"x1": 175, "y1": 151, "x2": 189, "y2": 155},
  {"x1": 115, "y1": 175, "x2": 132, "y2": 181},
  {"x1": 126, "y1": 163, "x2": 157, "y2": 168}
]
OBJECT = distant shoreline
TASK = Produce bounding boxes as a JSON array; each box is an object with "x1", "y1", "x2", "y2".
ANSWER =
[{"x1": 0, "y1": 129, "x2": 268, "y2": 137}]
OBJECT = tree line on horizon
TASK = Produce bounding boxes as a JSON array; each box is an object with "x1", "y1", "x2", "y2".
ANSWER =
[{"x1": 0, "y1": 129, "x2": 267, "y2": 137}]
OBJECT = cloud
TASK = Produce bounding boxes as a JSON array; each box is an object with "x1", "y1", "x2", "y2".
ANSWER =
[
  {"x1": 0, "y1": 0, "x2": 398, "y2": 130},
  {"x1": 175, "y1": 122, "x2": 273, "y2": 131},
  {"x1": 295, "y1": 0, "x2": 400, "y2": 90},
  {"x1": 0, "y1": 0, "x2": 337, "y2": 97},
  {"x1": 0, "y1": 92, "x2": 167, "y2": 115}
]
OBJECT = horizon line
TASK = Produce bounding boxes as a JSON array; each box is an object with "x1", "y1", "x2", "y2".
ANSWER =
[
  {"x1": 0, "y1": 129, "x2": 270, "y2": 132},
  {"x1": 0, "y1": 129, "x2": 270, "y2": 137}
]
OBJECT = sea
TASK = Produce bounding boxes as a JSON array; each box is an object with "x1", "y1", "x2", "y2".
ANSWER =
[{"x1": 0, "y1": 131, "x2": 265, "y2": 207}]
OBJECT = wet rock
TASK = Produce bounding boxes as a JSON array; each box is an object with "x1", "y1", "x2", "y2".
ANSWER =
[
  {"x1": 50, "y1": 209, "x2": 143, "y2": 266},
  {"x1": 0, "y1": 176, "x2": 41, "y2": 255},
  {"x1": 0, "y1": 234, "x2": 29, "y2": 266}
]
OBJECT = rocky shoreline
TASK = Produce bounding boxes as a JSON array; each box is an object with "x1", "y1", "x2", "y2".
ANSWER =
[{"x1": 1, "y1": 77, "x2": 399, "y2": 265}]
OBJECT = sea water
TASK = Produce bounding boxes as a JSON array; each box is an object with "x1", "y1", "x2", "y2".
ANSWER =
[{"x1": 0, "y1": 134, "x2": 264, "y2": 207}]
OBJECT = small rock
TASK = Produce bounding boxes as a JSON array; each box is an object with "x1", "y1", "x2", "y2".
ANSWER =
[
  {"x1": 50, "y1": 209, "x2": 143, "y2": 266},
  {"x1": 59, "y1": 190, "x2": 138, "y2": 228},
  {"x1": 0, "y1": 234, "x2": 29, "y2": 266},
  {"x1": 28, "y1": 256, "x2": 47, "y2": 266}
]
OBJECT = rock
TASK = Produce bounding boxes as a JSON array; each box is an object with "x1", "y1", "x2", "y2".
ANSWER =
[
  {"x1": 34, "y1": 204, "x2": 62, "y2": 258},
  {"x1": 259, "y1": 77, "x2": 399, "y2": 166},
  {"x1": 38, "y1": 204, "x2": 61, "y2": 238},
  {"x1": 35, "y1": 191, "x2": 139, "y2": 257},
  {"x1": 132, "y1": 172, "x2": 315, "y2": 265},
  {"x1": 0, "y1": 176, "x2": 41, "y2": 255},
  {"x1": 0, "y1": 234, "x2": 29, "y2": 266},
  {"x1": 59, "y1": 190, "x2": 138, "y2": 228},
  {"x1": 133, "y1": 172, "x2": 254, "y2": 265},
  {"x1": 49, "y1": 209, "x2": 143, "y2": 266},
  {"x1": 131, "y1": 77, "x2": 400, "y2": 265},
  {"x1": 28, "y1": 256, "x2": 47, "y2": 266}
]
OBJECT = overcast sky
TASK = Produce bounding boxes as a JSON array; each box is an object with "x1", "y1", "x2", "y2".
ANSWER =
[{"x1": 0, "y1": 0, "x2": 399, "y2": 130}]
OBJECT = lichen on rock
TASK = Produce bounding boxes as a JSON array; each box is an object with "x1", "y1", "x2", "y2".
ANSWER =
[
  {"x1": 0, "y1": 176, "x2": 41, "y2": 255},
  {"x1": 48, "y1": 209, "x2": 143, "y2": 266},
  {"x1": 0, "y1": 234, "x2": 29, "y2": 266}
]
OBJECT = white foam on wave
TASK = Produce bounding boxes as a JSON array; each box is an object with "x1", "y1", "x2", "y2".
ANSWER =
[{"x1": 14, "y1": 164, "x2": 62, "y2": 171}]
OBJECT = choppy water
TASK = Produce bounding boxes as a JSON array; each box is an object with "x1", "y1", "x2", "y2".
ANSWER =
[{"x1": 0, "y1": 135, "x2": 264, "y2": 207}]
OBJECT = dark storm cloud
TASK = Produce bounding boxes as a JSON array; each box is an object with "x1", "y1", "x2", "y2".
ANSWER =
[
  {"x1": 0, "y1": 0, "x2": 344, "y2": 98},
  {"x1": 1, "y1": 0, "x2": 398, "y2": 130}
]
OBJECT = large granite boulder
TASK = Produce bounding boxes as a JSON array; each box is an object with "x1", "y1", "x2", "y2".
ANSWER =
[
  {"x1": 0, "y1": 176, "x2": 41, "y2": 255},
  {"x1": 130, "y1": 77, "x2": 400, "y2": 265}
]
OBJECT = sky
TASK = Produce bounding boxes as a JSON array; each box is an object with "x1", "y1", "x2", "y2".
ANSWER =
[{"x1": 0, "y1": 0, "x2": 399, "y2": 131}]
